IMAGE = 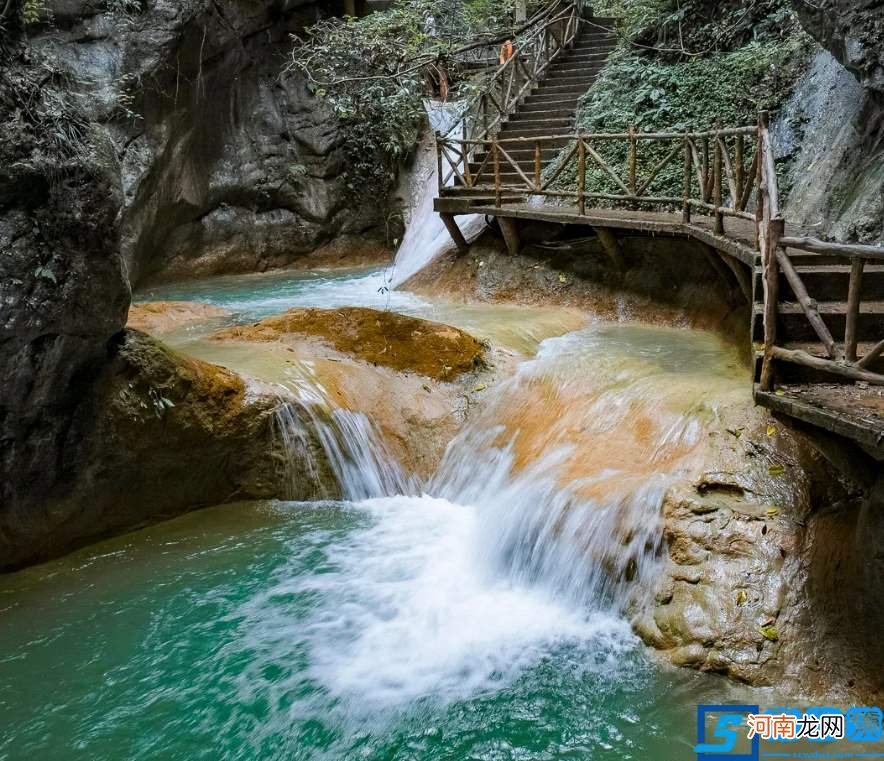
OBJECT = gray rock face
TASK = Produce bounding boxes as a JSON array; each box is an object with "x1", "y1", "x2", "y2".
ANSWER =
[
  {"x1": 30, "y1": 0, "x2": 382, "y2": 284},
  {"x1": 0, "y1": 0, "x2": 380, "y2": 567},
  {"x1": 779, "y1": 52, "x2": 884, "y2": 244},
  {"x1": 791, "y1": 0, "x2": 884, "y2": 107}
]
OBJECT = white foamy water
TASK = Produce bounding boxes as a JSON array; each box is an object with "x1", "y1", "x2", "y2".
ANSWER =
[
  {"x1": 242, "y1": 494, "x2": 636, "y2": 710},
  {"x1": 257, "y1": 323, "x2": 744, "y2": 709},
  {"x1": 391, "y1": 114, "x2": 485, "y2": 287}
]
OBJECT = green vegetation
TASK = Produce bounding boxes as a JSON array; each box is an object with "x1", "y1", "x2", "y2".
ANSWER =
[
  {"x1": 549, "y1": 0, "x2": 811, "y2": 202},
  {"x1": 288, "y1": 0, "x2": 517, "y2": 190}
]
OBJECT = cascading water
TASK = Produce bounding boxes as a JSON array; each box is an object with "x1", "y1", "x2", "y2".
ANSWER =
[
  {"x1": 0, "y1": 276, "x2": 754, "y2": 758},
  {"x1": 390, "y1": 104, "x2": 486, "y2": 287}
]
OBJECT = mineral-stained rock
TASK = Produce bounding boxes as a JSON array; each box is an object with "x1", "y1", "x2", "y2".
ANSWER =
[
  {"x1": 211, "y1": 307, "x2": 488, "y2": 382},
  {"x1": 0, "y1": 330, "x2": 317, "y2": 571},
  {"x1": 127, "y1": 301, "x2": 232, "y2": 334}
]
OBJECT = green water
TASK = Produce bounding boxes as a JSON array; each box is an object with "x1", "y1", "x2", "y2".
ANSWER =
[
  {"x1": 0, "y1": 267, "x2": 769, "y2": 760},
  {"x1": 0, "y1": 501, "x2": 754, "y2": 761}
]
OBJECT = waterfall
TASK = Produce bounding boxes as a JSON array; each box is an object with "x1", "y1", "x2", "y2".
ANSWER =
[
  {"x1": 389, "y1": 103, "x2": 486, "y2": 287},
  {"x1": 272, "y1": 352, "x2": 418, "y2": 504}
]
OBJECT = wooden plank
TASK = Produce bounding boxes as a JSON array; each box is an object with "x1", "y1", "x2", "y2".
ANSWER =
[
  {"x1": 845, "y1": 258, "x2": 865, "y2": 362},
  {"x1": 738, "y1": 148, "x2": 759, "y2": 212},
  {"x1": 534, "y1": 142, "x2": 542, "y2": 191},
  {"x1": 776, "y1": 248, "x2": 839, "y2": 359},
  {"x1": 770, "y1": 346, "x2": 884, "y2": 385},
  {"x1": 628, "y1": 124, "x2": 637, "y2": 195},
  {"x1": 780, "y1": 237, "x2": 884, "y2": 261}
]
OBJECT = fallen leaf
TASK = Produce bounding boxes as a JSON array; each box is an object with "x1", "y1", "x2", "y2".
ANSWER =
[
  {"x1": 766, "y1": 507, "x2": 779, "y2": 516},
  {"x1": 766, "y1": 425, "x2": 777, "y2": 436},
  {"x1": 768, "y1": 464, "x2": 785, "y2": 477},
  {"x1": 558, "y1": 274, "x2": 568, "y2": 283},
  {"x1": 759, "y1": 625, "x2": 779, "y2": 642},
  {"x1": 472, "y1": 383, "x2": 487, "y2": 393},
  {"x1": 736, "y1": 590, "x2": 747, "y2": 605},
  {"x1": 775, "y1": 388, "x2": 785, "y2": 397}
]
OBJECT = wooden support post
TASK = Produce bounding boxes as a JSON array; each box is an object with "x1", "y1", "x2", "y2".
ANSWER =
[
  {"x1": 858, "y1": 338, "x2": 884, "y2": 370},
  {"x1": 594, "y1": 227, "x2": 626, "y2": 270},
  {"x1": 755, "y1": 117, "x2": 764, "y2": 251},
  {"x1": 628, "y1": 124, "x2": 637, "y2": 197},
  {"x1": 702, "y1": 136, "x2": 710, "y2": 202},
  {"x1": 492, "y1": 138, "x2": 502, "y2": 208},
  {"x1": 499, "y1": 217, "x2": 521, "y2": 256},
  {"x1": 845, "y1": 257, "x2": 865, "y2": 362},
  {"x1": 440, "y1": 213, "x2": 469, "y2": 254},
  {"x1": 577, "y1": 134, "x2": 586, "y2": 215},
  {"x1": 713, "y1": 121, "x2": 724, "y2": 234},
  {"x1": 682, "y1": 135, "x2": 692, "y2": 223},
  {"x1": 713, "y1": 248, "x2": 753, "y2": 303},
  {"x1": 534, "y1": 141, "x2": 542, "y2": 192},
  {"x1": 344, "y1": 0, "x2": 356, "y2": 15},
  {"x1": 436, "y1": 138, "x2": 445, "y2": 194},
  {"x1": 735, "y1": 133, "x2": 745, "y2": 203},
  {"x1": 760, "y1": 217, "x2": 784, "y2": 391},
  {"x1": 702, "y1": 245, "x2": 733, "y2": 292}
]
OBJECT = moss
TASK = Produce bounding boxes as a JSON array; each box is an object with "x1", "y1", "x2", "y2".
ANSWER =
[{"x1": 211, "y1": 307, "x2": 487, "y2": 382}]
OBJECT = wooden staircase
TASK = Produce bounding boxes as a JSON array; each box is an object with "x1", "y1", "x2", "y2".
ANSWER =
[{"x1": 464, "y1": 19, "x2": 618, "y2": 189}]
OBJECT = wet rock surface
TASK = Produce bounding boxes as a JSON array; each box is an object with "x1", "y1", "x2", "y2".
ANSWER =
[
  {"x1": 211, "y1": 306, "x2": 488, "y2": 382},
  {"x1": 0, "y1": 330, "x2": 309, "y2": 571},
  {"x1": 127, "y1": 301, "x2": 232, "y2": 333}
]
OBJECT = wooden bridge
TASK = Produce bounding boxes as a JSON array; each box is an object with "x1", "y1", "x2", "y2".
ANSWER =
[{"x1": 433, "y1": 1, "x2": 884, "y2": 461}]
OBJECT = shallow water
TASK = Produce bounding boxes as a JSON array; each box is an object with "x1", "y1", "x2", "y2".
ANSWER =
[{"x1": 0, "y1": 266, "x2": 772, "y2": 759}]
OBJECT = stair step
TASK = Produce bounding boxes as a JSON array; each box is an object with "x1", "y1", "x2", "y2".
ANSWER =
[
  {"x1": 542, "y1": 76, "x2": 601, "y2": 87},
  {"x1": 537, "y1": 82, "x2": 593, "y2": 95}
]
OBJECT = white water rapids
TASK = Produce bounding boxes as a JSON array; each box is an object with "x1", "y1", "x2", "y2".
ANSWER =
[{"x1": 268, "y1": 323, "x2": 743, "y2": 707}]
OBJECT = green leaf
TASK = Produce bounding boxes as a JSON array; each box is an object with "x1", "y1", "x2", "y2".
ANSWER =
[
  {"x1": 759, "y1": 625, "x2": 779, "y2": 642},
  {"x1": 768, "y1": 464, "x2": 785, "y2": 477}
]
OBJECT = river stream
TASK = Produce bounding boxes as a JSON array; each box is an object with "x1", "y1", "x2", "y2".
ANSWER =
[{"x1": 0, "y1": 266, "x2": 769, "y2": 760}]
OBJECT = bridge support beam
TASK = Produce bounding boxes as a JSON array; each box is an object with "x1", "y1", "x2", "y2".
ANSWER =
[
  {"x1": 499, "y1": 217, "x2": 521, "y2": 256},
  {"x1": 718, "y1": 250, "x2": 753, "y2": 303},
  {"x1": 440, "y1": 213, "x2": 469, "y2": 254},
  {"x1": 593, "y1": 227, "x2": 626, "y2": 270}
]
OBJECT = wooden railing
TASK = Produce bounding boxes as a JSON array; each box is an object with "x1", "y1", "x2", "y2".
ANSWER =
[
  {"x1": 436, "y1": 113, "x2": 884, "y2": 388},
  {"x1": 436, "y1": 120, "x2": 764, "y2": 229},
  {"x1": 439, "y1": 0, "x2": 580, "y2": 145}
]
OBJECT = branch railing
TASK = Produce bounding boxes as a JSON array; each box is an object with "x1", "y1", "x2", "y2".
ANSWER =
[
  {"x1": 436, "y1": 112, "x2": 884, "y2": 388},
  {"x1": 440, "y1": 0, "x2": 580, "y2": 146},
  {"x1": 436, "y1": 122, "x2": 762, "y2": 227}
]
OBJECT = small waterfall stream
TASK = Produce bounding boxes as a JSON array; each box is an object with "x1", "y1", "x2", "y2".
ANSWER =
[{"x1": 390, "y1": 105, "x2": 486, "y2": 287}]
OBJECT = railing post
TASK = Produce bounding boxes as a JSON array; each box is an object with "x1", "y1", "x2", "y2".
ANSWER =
[
  {"x1": 462, "y1": 141, "x2": 473, "y2": 188},
  {"x1": 492, "y1": 138, "x2": 502, "y2": 208},
  {"x1": 628, "y1": 124, "x2": 637, "y2": 198},
  {"x1": 577, "y1": 133, "x2": 586, "y2": 215},
  {"x1": 760, "y1": 217, "x2": 784, "y2": 391},
  {"x1": 735, "y1": 133, "x2": 745, "y2": 206},
  {"x1": 755, "y1": 117, "x2": 764, "y2": 252},
  {"x1": 845, "y1": 257, "x2": 865, "y2": 362},
  {"x1": 534, "y1": 141, "x2": 542, "y2": 192},
  {"x1": 436, "y1": 136, "x2": 444, "y2": 194},
  {"x1": 682, "y1": 134, "x2": 692, "y2": 223},
  {"x1": 713, "y1": 121, "x2": 724, "y2": 234},
  {"x1": 702, "y1": 135, "x2": 710, "y2": 202}
]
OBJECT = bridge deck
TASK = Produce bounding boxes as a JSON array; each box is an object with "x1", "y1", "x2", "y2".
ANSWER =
[{"x1": 435, "y1": 199, "x2": 765, "y2": 265}]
